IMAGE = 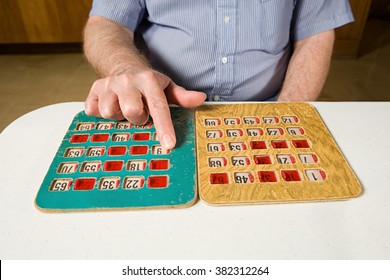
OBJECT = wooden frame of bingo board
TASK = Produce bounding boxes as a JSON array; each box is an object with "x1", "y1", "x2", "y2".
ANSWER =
[{"x1": 194, "y1": 103, "x2": 362, "y2": 205}]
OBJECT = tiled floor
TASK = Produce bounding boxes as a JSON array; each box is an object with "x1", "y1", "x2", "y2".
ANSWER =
[{"x1": 0, "y1": 19, "x2": 389, "y2": 132}]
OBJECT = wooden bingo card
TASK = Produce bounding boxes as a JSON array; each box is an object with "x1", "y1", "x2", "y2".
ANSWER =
[
  {"x1": 35, "y1": 107, "x2": 197, "y2": 211},
  {"x1": 195, "y1": 103, "x2": 362, "y2": 205}
]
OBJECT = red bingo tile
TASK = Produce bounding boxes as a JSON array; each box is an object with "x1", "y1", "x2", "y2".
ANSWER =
[
  {"x1": 130, "y1": 146, "x2": 149, "y2": 155},
  {"x1": 132, "y1": 132, "x2": 150, "y2": 141},
  {"x1": 70, "y1": 134, "x2": 89, "y2": 143},
  {"x1": 210, "y1": 173, "x2": 229, "y2": 184},
  {"x1": 108, "y1": 146, "x2": 127, "y2": 156},
  {"x1": 147, "y1": 176, "x2": 169, "y2": 188},
  {"x1": 281, "y1": 170, "x2": 302, "y2": 182},
  {"x1": 292, "y1": 139, "x2": 310, "y2": 148},
  {"x1": 103, "y1": 161, "x2": 124, "y2": 171},
  {"x1": 258, "y1": 171, "x2": 278, "y2": 182},
  {"x1": 150, "y1": 159, "x2": 169, "y2": 170},
  {"x1": 91, "y1": 133, "x2": 109, "y2": 142},
  {"x1": 73, "y1": 178, "x2": 96, "y2": 191}
]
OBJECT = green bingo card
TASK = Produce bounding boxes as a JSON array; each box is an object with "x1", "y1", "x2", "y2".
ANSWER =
[{"x1": 35, "y1": 107, "x2": 197, "y2": 212}]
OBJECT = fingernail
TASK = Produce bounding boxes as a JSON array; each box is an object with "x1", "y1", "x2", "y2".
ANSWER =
[{"x1": 162, "y1": 134, "x2": 175, "y2": 149}]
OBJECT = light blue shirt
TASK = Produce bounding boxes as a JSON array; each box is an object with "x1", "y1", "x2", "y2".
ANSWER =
[{"x1": 90, "y1": 0, "x2": 354, "y2": 101}]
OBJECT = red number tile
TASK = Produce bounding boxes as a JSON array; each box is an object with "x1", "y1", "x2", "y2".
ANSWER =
[
  {"x1": 73, "y1": 178, "x2": 96, "y2": 190},
  {"x1": 150, "y1": 159, "x2": 169, "y2": 170},
  {"x1": 103, "y1": 160, "x2": 124, "y2": 171},
  {"x1": 271, "y1": 140, "x2": 289, "y2": 149},
  {"x1": 132, "y1": 132, "x2": 150, "y2": 141},
  {"x1": 108, "y1": 146, "x2": 127, "y2": 156},
  {"x1": 91, "y1": 133, "x2": 110, "y2": 142},
  {"x1": 130, "y1": 145, "x2": 149, "y2": 155},
  {"x1": 147, "y1": 176, "x2": 168, "y2": 188},
  {"x1": 70, "y1": 134, "x2": 89, "y2": 143},
  {"x1": 258, "y1": 171, "x2": 278, "y2": 182},
  {"x1": 292, "y1": 139, "x2": 310, "y2": 148},
  {"x1": 281, "y1": 170, "x2": 302, "y2": 182},
  {"x1": 254, "y1": 155, "x2": 272, "y2": 165},
  {"x1": 250, "y1": 141, "x2": 267, "y2": 149},
  {"x1": 210, "y1": 173, "x2": 229, "y2": 184}
]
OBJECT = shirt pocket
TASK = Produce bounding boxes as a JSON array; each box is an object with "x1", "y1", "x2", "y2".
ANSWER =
[{"x1": 255, "y1": 0, "x2": 295, "y2": 54}]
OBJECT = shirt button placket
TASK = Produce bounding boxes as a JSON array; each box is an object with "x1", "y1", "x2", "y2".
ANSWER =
[{"x1": 213, "y1": 0, "x2": 236, "y2": 101}]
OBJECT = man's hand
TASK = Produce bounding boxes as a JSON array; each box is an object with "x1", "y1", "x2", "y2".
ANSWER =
[
  {"x1": 85, "y1": 69, "x2": 206, "y2": 149},
  {"x1": 83, "y1": 17, "x2": 206, "y2": 149}
]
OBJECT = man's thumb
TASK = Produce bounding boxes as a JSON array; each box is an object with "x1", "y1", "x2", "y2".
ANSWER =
[{"x1": 165, "y1": 81, "x2": 207, "y2": 108}]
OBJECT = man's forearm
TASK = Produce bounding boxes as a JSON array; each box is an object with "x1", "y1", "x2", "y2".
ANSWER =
[
  {"x1": 278, "y1": 30, "x2": 335, "y2": 101},
  {"x1": 83, "y1": 16, "x2": 150, "y2": 77}
]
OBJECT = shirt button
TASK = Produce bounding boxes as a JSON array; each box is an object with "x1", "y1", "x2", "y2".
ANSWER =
[
  {"x1": 214, "y1": 95, "x2": 221, "y2": 101},
  {"x1": 224, "y1": 16, "x2": 231, "y2": 23},
  {"x1": 221, "y1": 57, "x2": 228, "y2": 64}
]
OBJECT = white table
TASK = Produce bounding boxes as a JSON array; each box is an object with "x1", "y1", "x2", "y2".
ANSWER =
[{"x1": 1, "y1": 102, "x2": 389, "y2": 259}]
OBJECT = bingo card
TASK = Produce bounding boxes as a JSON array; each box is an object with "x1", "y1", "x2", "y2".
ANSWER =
[
  {"x1": 35, "y1": 107, "x2": 197, "y2": 211},
  {"x1": 195, "y1": 103, "x2": 362, "y2": 205}
]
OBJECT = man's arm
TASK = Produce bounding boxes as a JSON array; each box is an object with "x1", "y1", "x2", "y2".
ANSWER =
[
  {"x1": 277, "y1": 30, "x2": 335, "y2": 101},
  {"x1": 84, "y1": 16, "x2": 149, "y2": 78},
  {"x1": 83, "y1": 16, "x2": 206, "y2": 149}
]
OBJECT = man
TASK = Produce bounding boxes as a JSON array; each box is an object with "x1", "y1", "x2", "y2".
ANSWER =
[{"x1": 83, "y1": 0, "x2": 354, "y2": 149}]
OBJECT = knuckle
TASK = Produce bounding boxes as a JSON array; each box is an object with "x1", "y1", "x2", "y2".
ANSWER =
[
  {"x1": 90, "y1": 80, "x2": 99, "y2": 91},
  {"x1": 88, "y1": 80, "x2": 103, "y2": 97},
  {"x1": 121, "y1": 103, "x2": 145, "y2": 119},
  {"x1": 84, "y1": 104, "x2": 94, "y2": 116},
  {"x1": 120, "y1": 72, "x2": 135, "y2": 83},
  {"x1": 137, "y1": 70, "x2": 156, "y2": 81},
  {"x1": 103, "y1": 76, "x2": 117, "y2": 89},
  {"x1": 100, "y1": 107, "x2": 117, "y2": 120}
]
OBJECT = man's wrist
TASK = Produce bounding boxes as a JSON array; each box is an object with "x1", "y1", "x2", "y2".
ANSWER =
[{"x1": 111, "y1": 65, "x2": 152, "y2": 76}]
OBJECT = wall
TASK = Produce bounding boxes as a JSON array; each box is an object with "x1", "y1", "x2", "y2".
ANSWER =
[{"x1": 0, "y1": 0, "x2": 373, "y2": 57}]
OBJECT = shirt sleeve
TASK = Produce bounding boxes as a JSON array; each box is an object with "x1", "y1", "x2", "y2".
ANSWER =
[
  {"x1": 292, "y1": 0, "x2": 354, "y2": 41},
  {"x1": 89, "y1": 0, "x2": 146, "y2": 31}
]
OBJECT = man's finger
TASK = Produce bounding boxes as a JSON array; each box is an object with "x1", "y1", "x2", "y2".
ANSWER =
[
  {"x1": 85, "y1": 82, "x2": 103, "y2": 117},
  {"x1": 98, "y1": 87, "x2": 125, "y2": 120},
  {"x1": 140, "y1": 77, "x2": 176, "y2": 149},
  {"x1": 117, "y1": 88, "x2": 149, "y2": 125},
  {"x1": 86, "y1": 79, "x2": 125, "y2": 120}
]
